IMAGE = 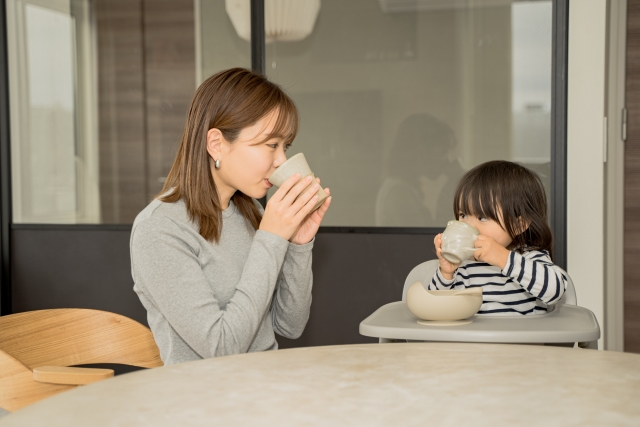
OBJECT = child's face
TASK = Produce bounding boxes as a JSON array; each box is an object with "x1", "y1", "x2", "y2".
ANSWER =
[{"x1": 458, "y1": 212, "x2": 513, "y2": 249}]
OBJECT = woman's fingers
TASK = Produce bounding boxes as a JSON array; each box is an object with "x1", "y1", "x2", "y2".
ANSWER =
[
  {"x1": 311, "y1": 194, "x2": 332, "y2": 221},
  {"x1": 292, "y1": 183, "x2": 320, "y2": 215},
  {"x1": 316, "y1": 189, "x2": 331, "y2": 215},
  {"x1": 270, "y1": 173, "x2": 302, "y2": 202},
  {"x1": 282, "y1": 175, "x2": 314, "y2": 207}
]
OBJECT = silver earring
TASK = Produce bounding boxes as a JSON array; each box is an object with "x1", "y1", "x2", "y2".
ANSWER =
[{"x1": 214, "y1": 159, "x2": 221, "y2": 169}]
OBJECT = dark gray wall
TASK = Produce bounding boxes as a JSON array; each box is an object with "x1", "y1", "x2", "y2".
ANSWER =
[{"x1": 11, "y1": 227, "x2": 437, "y2": 348}]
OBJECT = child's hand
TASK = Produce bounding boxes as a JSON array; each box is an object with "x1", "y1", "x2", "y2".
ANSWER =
[
  {"x1": 434, "y1": 233, "x2": 458, "y2": 280},
  {"x1": 473, "y1": 235, "x2": 510, "y2": 270}
]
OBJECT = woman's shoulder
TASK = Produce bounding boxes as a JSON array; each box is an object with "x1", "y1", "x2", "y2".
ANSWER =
[{"x1": 133, "y1": 197, "x2": 197, "y2": 236}]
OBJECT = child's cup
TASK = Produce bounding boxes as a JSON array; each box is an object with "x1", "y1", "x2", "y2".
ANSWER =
[
  {"x1": 440, "y1": 220, "x2": 480, "y2": 264},
  {"x1": 268, "y1": 153, "x2": 329, "y2": 212}
]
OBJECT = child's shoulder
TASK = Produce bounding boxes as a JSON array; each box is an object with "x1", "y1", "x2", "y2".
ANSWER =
[{"x1": 520, "y1": 249, "x2": 554, "y2": 263}]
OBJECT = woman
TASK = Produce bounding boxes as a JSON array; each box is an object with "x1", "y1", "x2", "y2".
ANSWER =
[{"x1": 130, "y1": 68, "x2": 332, "y2": 365}]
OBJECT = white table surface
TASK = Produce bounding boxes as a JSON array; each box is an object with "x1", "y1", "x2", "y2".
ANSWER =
[
  {"x1": 1, "y1": 343, "x2": 638, "y2": 426},
  {"x1": 360, "y1": 301, "x2": 600, "y2": 346}
]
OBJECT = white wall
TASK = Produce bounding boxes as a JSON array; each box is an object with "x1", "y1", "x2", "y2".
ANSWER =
[{"x1": 567, "y1": 0, "x2": 608, "y2": 349}]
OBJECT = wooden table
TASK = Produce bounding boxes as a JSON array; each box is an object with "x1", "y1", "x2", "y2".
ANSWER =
[
  {"x1": 360, "y1": 301, "x2": 601, "y2": 348},
  {"x1": 1, "y1": 343, "x2": 638, "y2": 426}
]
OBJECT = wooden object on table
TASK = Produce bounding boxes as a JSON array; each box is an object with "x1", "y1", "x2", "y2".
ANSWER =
[
  {"x1": 0, "y1": 309, "x2": 163, "y2": 412},
  {"x1": 32, "y1": 366, "x2": 114, "y2": 385}
]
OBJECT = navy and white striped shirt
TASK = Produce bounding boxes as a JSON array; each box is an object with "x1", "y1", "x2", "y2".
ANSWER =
[{"x1": 429, "y1": 250, "x2": 567, "y2": 315}]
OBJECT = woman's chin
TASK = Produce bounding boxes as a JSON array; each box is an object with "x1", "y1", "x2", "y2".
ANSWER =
[{"x1": 241, "y1": 188, "x2": 268, "y2": 200}]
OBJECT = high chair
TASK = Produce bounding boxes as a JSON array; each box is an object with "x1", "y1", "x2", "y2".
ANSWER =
[
  {"x1": 360, "y1": 259, "x2": 600, "y2": 348},
  {"x1": 0, "y1": 309, "x2": 163, "y2": 413}
]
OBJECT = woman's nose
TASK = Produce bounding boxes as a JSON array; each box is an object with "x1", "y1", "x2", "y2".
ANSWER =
[{"x1": 274, "y1": 148, "x2": 287, "y2": 168}]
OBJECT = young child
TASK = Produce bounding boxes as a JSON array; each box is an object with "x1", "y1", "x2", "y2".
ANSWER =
[{"x1": 430, "y1": 160, "x2": 567, "y2": 315}]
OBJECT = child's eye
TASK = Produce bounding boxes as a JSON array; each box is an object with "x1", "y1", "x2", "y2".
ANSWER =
[
  {"x1": 458, "y1": 212, "x2": 466, "y2": 219},
  {"x1": 479, "y1": 217, "x2": 488, "y2": 222}
]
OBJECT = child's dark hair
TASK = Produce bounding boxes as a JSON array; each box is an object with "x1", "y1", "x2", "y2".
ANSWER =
[{"x1": 453, "y1": 160, "x2": 554, "y2": 259}]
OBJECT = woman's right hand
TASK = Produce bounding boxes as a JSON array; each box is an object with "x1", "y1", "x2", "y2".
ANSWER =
[
  {"x1": 259, "y1": 173, "x2": 319, "y2": 241},
  {"x1": 434, "y1": 233, "x2": 458, "y2": 280}
]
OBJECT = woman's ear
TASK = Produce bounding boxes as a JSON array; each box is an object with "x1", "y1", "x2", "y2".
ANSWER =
[
  {"x1": 516, "y1": 216, "x2": 531, "y2": 235},
  {"x1": 206, "y1": 128, "x2": 223, "y2": 160}
]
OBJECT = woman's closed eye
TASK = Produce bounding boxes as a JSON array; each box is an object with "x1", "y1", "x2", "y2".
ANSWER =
[{"x1": 267, "y1": 142, "x2": 292, "y2": 151}]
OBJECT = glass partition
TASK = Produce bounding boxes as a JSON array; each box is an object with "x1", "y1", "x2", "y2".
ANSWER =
[
  {"x1": 198, "y1": 0, "x2": 250, "y2": 83},
  {"x1": 6, "y1": 0, "x2": 554, "y2": 226},
  {"x1": 264, "y1": 0, "x2": 553, "y2": 227}
]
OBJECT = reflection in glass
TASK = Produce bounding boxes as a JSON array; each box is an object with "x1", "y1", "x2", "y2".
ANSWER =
[
  {"x1": 376, "y1": 114, "x2": 465, "y2": 227},
  {"x1": 263, "y1": 0, "x2": 553, "y2": 227}
]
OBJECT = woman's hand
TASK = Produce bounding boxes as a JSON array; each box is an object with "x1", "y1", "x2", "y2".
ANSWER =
[
  {"x1": 260, "y1": 174, "x2": 321, "y2": 241},
  {"x1": 290, "y1": 178, "x2": 332, "y2": 245},
  {"x1": 473, "y1": 235, "x2": 510, "y2": 270},
  {"x1": 434, "y1": 233, "x2": 458, "y2": 280}
]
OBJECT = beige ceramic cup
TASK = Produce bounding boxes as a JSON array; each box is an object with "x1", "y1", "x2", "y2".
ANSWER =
[
  {"x1": 268, "y1": 153, "x2": 329, "y2": 212},
  {"x1": 440, "y1": 220, "x2": 480, "y2": 264}
]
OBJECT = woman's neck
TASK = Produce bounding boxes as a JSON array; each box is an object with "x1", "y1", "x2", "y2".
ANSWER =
[
  {"x1": 210, "y1": 166, "x2": 236, "y2": 210},
  {"x1": 217, "y1": 186, "x2": 235, "y2": 210}
]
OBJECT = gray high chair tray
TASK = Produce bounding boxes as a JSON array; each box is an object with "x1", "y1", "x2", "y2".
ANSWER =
[
  {"x1": 359, "y1": 301, "x2": 600, "y2": 348},
  {"x1": 359, "y1": 259, "x2": 601, "y2": 349}
]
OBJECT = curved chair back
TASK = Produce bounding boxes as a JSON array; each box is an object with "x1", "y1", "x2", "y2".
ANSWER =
[
  {"x1": 0, "y1": 309, "x2": 162, "y2": 369},
  {"x1": 401, "y1": 259, "x2": 577, "y2": 306},
  {"x1": 0, "y1": 309, "x2": 162, "y2": 412},
  {"x1": 0, "y1": 349, "x2": 75, "y2": 412}
]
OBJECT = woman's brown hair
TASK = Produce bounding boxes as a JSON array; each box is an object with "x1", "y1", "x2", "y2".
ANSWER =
[
  {"x1": 159, "y1": 68, "x2": 299, "y2": 242},
  {"x1": 453, "y1": 160, "x2": 554, "y2": 259}
]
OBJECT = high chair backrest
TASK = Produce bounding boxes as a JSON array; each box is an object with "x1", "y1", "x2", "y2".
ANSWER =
[
  {"x1": 0, "y1": 309, "x2": 162, "y2": 369},
  {"x1": 401, "y1": 259, "x2": 577, "y2": 306}
]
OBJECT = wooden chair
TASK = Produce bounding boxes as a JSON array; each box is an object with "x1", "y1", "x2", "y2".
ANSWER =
[{"x1": 0, "y1": 309, "x2": 163, "y2": 412}]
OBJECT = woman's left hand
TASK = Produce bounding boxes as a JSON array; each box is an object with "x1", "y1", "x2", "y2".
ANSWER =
[{"x1": 290, "y1": 178, "x2": 332, "y2": 245}]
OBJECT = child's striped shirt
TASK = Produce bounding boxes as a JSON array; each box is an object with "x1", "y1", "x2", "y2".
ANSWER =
[{"x1": 428, "y1": 250, "x2": 567, "y2": 315}]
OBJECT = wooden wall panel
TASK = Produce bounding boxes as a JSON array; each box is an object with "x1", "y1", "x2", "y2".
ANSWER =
[
  {"x1": 143, "y1": 0, "x2": 196, "y2": 200},
  {"x1": 625, "y1": 0, "x2": 640, "y2": 353},
  {"x1": 95, "y1": 0, "x2": 147, "y2": 223},
  {"x1": 95, "y1": 0, "x2": 195, "y2": 222}
]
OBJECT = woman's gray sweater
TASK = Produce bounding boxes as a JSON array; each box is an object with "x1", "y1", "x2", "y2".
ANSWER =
[{"x1": 130, "y1": 197, "x2": 313, "y2": 365}]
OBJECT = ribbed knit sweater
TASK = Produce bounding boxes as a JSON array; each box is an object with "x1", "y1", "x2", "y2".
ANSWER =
[{"x1": 130, "y1": 197, "x2": 313, "y2": 365}]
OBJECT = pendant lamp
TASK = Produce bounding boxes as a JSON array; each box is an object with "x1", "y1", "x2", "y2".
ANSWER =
[{"x1": 226, "y1": 0, "x2": 321, "y2": 43}]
